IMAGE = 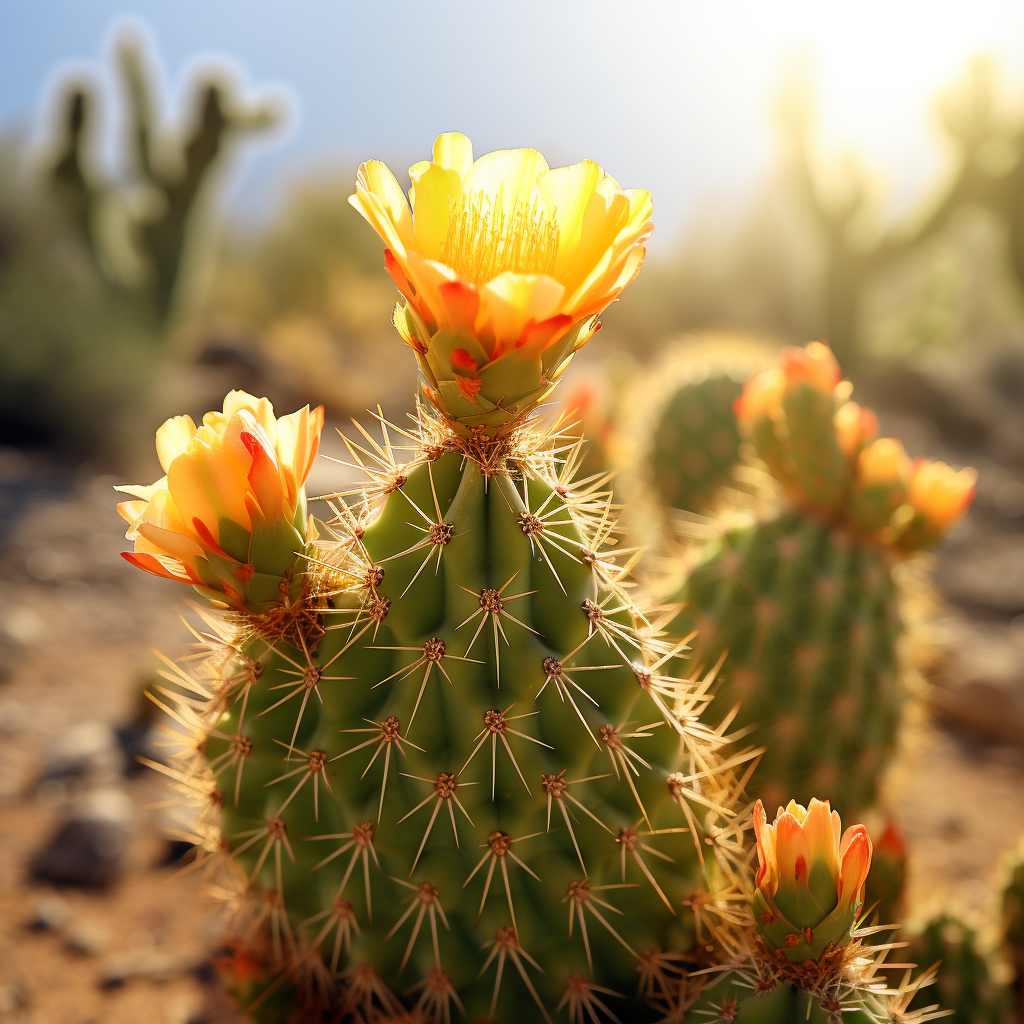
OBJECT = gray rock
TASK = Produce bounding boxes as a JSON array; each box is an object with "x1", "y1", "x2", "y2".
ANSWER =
[
  {"x1": 38, "y1": 721, "x2": 126, "y2": 787},
  {"x1": 30, "y1": 787, "x2": 135, "y2": 887}
]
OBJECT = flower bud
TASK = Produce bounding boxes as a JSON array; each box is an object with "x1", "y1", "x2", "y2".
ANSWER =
[
  {"x1": 908, "y1": 459, "x2": 977, "y2": 533},
  {"x1": 779, "y1": 341, "x2": 841, "y2": 395},
  {"x1": 753, "y1": 798, "x2": 872, "y2": 963},
  {"x1": 834, "y1": 401, "x2": 878, "y2": 460},
  {"x1": 117, "y1": 391, "x2": 324, "y2": 613},
  {"x1": 847, "y1": 438, "x2": 913, "y2": 535},
  {"x1": 734, "y1": 368, "x2": 786, "y2": 423}
]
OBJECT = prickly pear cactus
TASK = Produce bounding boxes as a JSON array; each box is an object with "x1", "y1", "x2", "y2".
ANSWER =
[
  {"x1": 121, "y1": 135, "x2": 758, "y2": 1022},
  {"x1": 664, "y1": 342, "x2": 977, "y2": 820}
]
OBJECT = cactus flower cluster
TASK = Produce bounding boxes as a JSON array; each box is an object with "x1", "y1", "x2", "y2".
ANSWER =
[{"x1": 734, "y1": 340, "x2": 976, "y2": 551}]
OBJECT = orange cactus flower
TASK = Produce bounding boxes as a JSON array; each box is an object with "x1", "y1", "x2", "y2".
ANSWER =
[
  {"x1": 857, "y1": 438, "x2": 912, "y2": 488},
  {"x1": 779, "y1": 341, "x2": 841, "y2": 394},
  {"x1": 350, "y1": 133, "x2": 651, "y2": 433},
  {"x1": 117, "y1": 391, "x2": 324, "y2": 612},
  {"x1": 752, "y1": 798, "x2": 872, "y2": 962}
]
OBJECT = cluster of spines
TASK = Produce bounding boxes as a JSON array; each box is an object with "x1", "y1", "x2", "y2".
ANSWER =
[{"x1": 143, "y1": 405, "x2": 761, "y2": 1022}]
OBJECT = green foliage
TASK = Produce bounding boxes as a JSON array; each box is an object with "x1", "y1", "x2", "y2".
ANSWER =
[{"x1": 665, "y1": 510, "x2": 902, "y2": 821}]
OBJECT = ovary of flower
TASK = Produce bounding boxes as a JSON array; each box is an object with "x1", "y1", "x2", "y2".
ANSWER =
[
  {"x1": 116, "y1": 391, "x2": 323, "y2": 587},
  {"x1": 834, "y1": 401, "x2": 878, "y2": 459},
  {"x1": 779, "y1": 341, "x2": 841, "y2": 394},
  {"x1": 349, "y1": 132, "x2": 652, "y2": 361},
  {"x1": 857, "y1": 438, "x2": 912, "y2": 488},
  {"x1": 908, "y1": 459, "x2": 977, "y2": 531},
  {"x1": 734, "y1": 368, "x2": 786, "y2": 422}
]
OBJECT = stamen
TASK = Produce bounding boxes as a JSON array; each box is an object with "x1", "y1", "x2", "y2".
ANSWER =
[{"x1": 442, "y1": 185, "x2": 559, "y2": 286}]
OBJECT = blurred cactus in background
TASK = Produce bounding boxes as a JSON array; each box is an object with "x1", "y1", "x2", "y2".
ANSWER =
[
  {"x1": 663, "y1": 342, "x2": 976, "y2": 821},
  {"x1": 0, "y1": 33, "x2": 277, "y2": 459},
  {"x1": 780, "y1": 56, "x2": 1024, "y2": 370},
  {"x1": 611, "y1": 333, "x2": 778, "y2": 555}
]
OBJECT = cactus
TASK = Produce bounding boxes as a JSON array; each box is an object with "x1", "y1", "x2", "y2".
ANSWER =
[
  {"x1": 617, "y1": 334, "x2": 777, "y2": 522},
  {"x1": 121, "y1": 135, "x2": 758, "y2": 1022},
  {"x1": 662, "y1": 342, "x2": 976, "y2": 822},
  {"x1": 905, "y1": 916, "x2": 1012, "y2": 1024},
  {"x1": 683, "y1": 799, "x2": 945, "y2": 1024}
]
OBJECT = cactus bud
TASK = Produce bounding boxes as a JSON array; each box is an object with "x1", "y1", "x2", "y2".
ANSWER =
[
  {"x1": 848, "y1": 438, "x2": 913, "y2": 535},
  {"x1": 834, "y1": 400, "x2": 878, "y2": 460},
  {"x1": 779, "y1": 341, "x2": 841, "y2": 394},
  {"x1": 903, "y1": 459, "x2": 977, "y2": 541},
  {"x1": 116, "y1": 391, "x2": 324, "y2": 612},
  {"x1": 752, "y1": 798, "x2": 872, "y2": 963}
]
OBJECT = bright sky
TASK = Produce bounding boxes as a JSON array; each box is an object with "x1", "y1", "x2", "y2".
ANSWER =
[{"x1": 2, "y1": 0, "x2": 1024, "y2": 249}]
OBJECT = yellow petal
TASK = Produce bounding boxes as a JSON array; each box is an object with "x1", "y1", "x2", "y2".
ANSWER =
[
  {"x1": 222, "y1": 391, "x2": 278, "y2": 447},
  {"x1": 167, "y1": 440, "x2": 251, "y2": 539},
  {"x1": 155, "y1": 415, "x2": 197, "y2": 473},
  {"x1": 464, "y1": 148, "x2": 549, "y2": 219},
  {"x1": 537, "y1": 160, "x2": 602, "y2": 274},
  {"x1": 432, "y1": 132, "x2": 474, "y2": 178},
  {"x1": 410, "y1": 160, "x2": 465, "y2": 260},
  {"x1": 351, "y1": 159, "x2": 414, "y2": 251},
  {"x1": 478, "y1": 272, "x2": 565, "y2": 354}
]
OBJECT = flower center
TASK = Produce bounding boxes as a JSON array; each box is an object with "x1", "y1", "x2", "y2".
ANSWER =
[{"x1": 442, "y1": 186, "x2": 559, "y2": 286}]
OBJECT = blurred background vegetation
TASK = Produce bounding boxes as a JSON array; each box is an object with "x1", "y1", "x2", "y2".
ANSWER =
[{"x1": 3, "y1": 23, "x2": 1024, "y2": 475}]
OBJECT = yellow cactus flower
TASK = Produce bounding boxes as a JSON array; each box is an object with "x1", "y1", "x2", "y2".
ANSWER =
[
  {"x1": 908, "y1": 459, "x2": 977, "y2": 532},
  {"x1": 349, "y1": 132, "x2": 652, "y2": 433},
  {"x1": 857, "y1": 438, "x2": 912, "y2": 487},
  {"x1": 753, "y1": 798, "x2": 872, "y2": 963},
  {"x1": 117, "y1": 391, "x2": 324, "y2": 612}
]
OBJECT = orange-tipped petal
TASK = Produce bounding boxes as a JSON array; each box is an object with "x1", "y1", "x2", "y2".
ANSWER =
[
  {"x1": 838, "y1": 826, "x2": 872, "y2": 905},
  {"x1": 121, "y1": 550, "x2": 192, "y2": 583}
]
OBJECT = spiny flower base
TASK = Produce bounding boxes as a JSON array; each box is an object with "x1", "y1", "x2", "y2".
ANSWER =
[
  {"x1": 691, "y1": 928, "x2": 947, "y2": 1024},
  {"x1": 159, "y1": 410, "x2": 752, "y2": 1023}
]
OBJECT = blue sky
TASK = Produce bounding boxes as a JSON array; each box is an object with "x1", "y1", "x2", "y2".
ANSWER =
[{"x1": 3, "y1": 0, "x2": 1024, "y2": 248}]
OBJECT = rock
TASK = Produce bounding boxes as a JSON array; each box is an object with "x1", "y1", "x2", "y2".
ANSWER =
[
  {"x1": 38, "y1": 721, "x2": 126, "y2": 787},
  {"x1": 64, "y1": 919, "x2": 110, "y2": 956},
  {"x1": 30, "y1": 787, "x2": 135, "y2": 887},
  {"x1": 100, "y1": 948, "x2": 200, "y2": 987},
  {"x1": 27, "y1": 894, "x2": 71, "y2": 931},
  {"x1": 927, "y1": 614, "x2": 1024, "y2": 745}
]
